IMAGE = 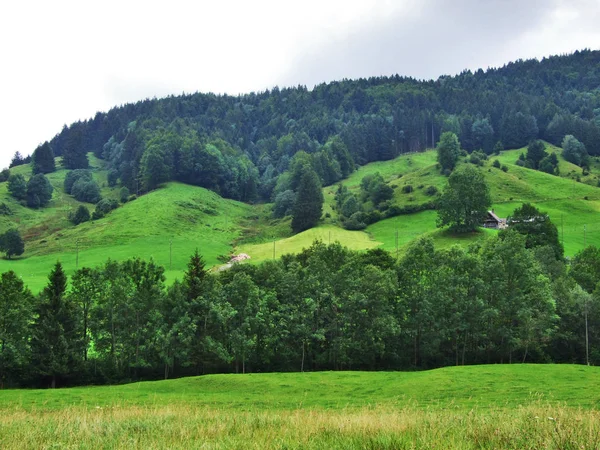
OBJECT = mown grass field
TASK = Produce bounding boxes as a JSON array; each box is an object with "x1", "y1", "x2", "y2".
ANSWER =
[{"x1": 1, "y1": 365, "x2": 599, "y2": 448}]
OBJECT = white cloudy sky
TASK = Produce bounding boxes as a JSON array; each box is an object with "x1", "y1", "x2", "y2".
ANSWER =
[{"x1": 1, "y1": 0, "x2": 600, "y2": 169}]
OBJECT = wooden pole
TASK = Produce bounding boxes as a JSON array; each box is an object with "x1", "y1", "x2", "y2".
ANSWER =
[{"x1": 75, "y1": 239, "x2": 79, "y2": 269}]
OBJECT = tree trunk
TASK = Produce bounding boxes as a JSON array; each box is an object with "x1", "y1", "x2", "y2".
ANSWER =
[
  {"x1": 51, "y1": 375, "x2": 56, "y2": 389},
  {"x1": 301, "y1": 341, "x2": 305, "y2": 372}
]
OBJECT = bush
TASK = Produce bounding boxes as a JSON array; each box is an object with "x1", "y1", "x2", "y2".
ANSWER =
[
  {"x1": 342, "y1": 211, "x2": 367, "y2": 230},
  {"x1": 71, "y1": 178, "x2": 101, "y2": 204},
  {"x1": 492, "y1": 159, "x2": 501, "y2": 168},
  {"x1": 0, "y1": 229, "x2": 24, "y2": 259},
  {"x1": 92, "y1": 198, "x2": 119, "y2": 220},
  {"x1": 107, "y1": 169, "x2": 119, "y2": 187},
  {"x1": 425, "y1": 185, "x2": 438, "y2": 196},
  {"x1": 0, "y1": 168, "x2": 10, "y2": 183},
  {"x1": 69, "y1": 205, "x2": 90, "y2": 225},
  {"x1": 119, "y1": 187, "x2": 130, "y2": 203},
  {"x1": 501, "y1": 165, "x2": 508, "y2": 172},
  {"x1": 402, "y1": 185, "x2": 413, "y2": 194},
  {"x1": 64, "y1": 170, "x2": 92, "y2": 194},
  {"x1": 0, "y1": 203, "x2": 12, "y2": 216},
  {"x1": 7, "y1": 174, "x2": 27, "y2": 201}
]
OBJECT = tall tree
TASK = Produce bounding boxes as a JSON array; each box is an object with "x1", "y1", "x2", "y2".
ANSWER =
[
  {"x1": 0, "y1": 271, "x2": 33, "y2": 387},
  {"x1": 436, "y1": 132, "x2": 461, "y2": 173},
  {"x1": 526, "y1": 139, "x2": 547, "y2": 170},
  {"x1": 30, "y1": 262, "x2": 82, "y2": 388},
  {"x1": 62, "y1": 123, "x2": 89, "y2": 169},
  {"x1": 436, "y1": 165, "x2": 491, "y2": 232},
  {"x1": 26, "y1": 174, "x2": 54, "y2": 208},
  {"x1": 31, "y1": 142, "x2": 56, "y2": 174},
  {"x1": 291, "y1": 167, "x2": 324, "y2": 233}
]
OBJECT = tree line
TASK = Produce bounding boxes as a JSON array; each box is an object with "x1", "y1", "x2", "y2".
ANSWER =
[
  {"x1": 1, "y1": 231, "x2": 598, "y2": 388},
  {"x1": 9, "y1": 51, "x2": 600, "y2": 204}
]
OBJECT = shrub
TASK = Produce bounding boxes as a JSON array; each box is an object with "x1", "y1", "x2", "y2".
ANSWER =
[
  {"x1": 501, "y1": 165, "x2": 508, "y2": 172},
  {"x1": 64, "y1": 170, "x2": 92, "y2": 194},
  {"x1": 119, "y1": 187, "x2": 130, "y2": 203},
  {"x1": 107, "y1": 169, "x2": 119, "y2": 187},
  {"x1": 402, "y1": 185, "x2": 413, "y2": 194},
  {"x1": 425, "y1": 185, "x2": 438, "y2": 196},
  {"x1": 69, "y1": 205, "x2": 90, "y2": 225},
  {"x1": 71, "y1": 178, "x2": 101, "y2": 204},
  {"x1": 492, "y1": 159, "x2": 501, "y2": 168},
  {"x1": 7, "y1": 174, "x2": 27, "y2": 200},
  {"x1": 92, "y1": 198, "x2": 119, "y2": 220},
  {"x1": 0, "y1": 168, "x2": 10, "y2": 183}
]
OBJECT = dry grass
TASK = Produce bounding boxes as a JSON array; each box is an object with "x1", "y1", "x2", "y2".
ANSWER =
[{"x1": 1, "y1": 403, "x2": 599, "y2": 449}]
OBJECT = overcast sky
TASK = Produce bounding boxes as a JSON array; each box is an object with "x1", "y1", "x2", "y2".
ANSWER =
[{"x1": 1, "y1": 0, "x2": 600, "y2": 169}]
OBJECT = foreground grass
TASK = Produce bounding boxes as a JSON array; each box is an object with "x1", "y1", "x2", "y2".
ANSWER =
[
  {"x1": 2, "y1": 404, "x2": 599, "y2": 449},
  {"x1": 1, "y1": 365, "x2": 599, "y2": 449}
]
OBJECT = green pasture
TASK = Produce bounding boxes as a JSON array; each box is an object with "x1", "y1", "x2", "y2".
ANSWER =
[{"x1": 1, "y1": 365, "x2": 598, "y2": 411}]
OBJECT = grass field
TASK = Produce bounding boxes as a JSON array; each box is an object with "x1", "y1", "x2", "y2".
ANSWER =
[{"x1": 1, "y1": 365, "x2": 599, "y2": 448}]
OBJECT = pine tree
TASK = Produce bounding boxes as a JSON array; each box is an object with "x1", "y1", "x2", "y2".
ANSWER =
[
  {"x1": 184, "y1": 249, "x2": 208, "y2": 301},
  {"x1": 61, "y1": 123, "x2": 88, "y2": 169},
  {"x1": 31, "y1": 142, "x2": 56, "y2": 174},
  {"x1": 30, "y1": 262, "x2": 82, "y2": 388},
  {"x1": 291, "y1": 167, "x2": 324, "y2": 233}
]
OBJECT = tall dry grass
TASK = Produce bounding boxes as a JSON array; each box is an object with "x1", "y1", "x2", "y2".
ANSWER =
[{"x1": 1, "y1": 403, "x2": 599, "y2": 449}]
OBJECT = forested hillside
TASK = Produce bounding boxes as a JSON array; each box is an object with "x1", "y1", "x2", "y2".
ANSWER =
[{"x1": 12, "y1": 49, "x2": 600, "y2": 205}]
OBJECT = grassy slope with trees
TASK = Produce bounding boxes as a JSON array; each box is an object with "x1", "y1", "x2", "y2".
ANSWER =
[{"x1": 1, "y1": 141, "x2": 600, "y2": 290}]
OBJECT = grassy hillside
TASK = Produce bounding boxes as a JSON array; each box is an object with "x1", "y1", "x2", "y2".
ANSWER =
[
  {"x1": 1, "y1": 365, "x2": 599, "y2": 448},
  {"x1": 1, "y1": 144, "x2": 600, "y2": 291}
]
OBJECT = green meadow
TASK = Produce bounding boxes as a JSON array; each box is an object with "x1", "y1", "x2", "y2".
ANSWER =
[{"x1": 1, "y1": 365, "x2": 599, "y2": 448}]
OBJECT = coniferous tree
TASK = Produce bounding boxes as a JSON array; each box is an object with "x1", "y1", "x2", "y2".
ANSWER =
[
  {"x1": 31, "y1": 142, "x2": 56, "y2": 174},
  {"x1": 26, "y1": 174, "x2": 53, "y2": 208},
  {"x1": 291, "y1": 167, "x2": 323, "y2": 233},
  {"x1": 61, "y1": 123, "x2": 88, "y2": 169},
  {"x1": 7, "y1": 174, "x2": 27, "y2": 201},
  {"x1": 30, "y1": 262, "x2": 82, "y2": 388}
]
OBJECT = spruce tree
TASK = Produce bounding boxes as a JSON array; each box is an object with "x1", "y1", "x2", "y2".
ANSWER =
[
  {"x1": 184, "y1": 249, "x2": 208, "y2": 301},
  {"x1": 31, "y1": 142, "x2": 56, "y2": 174},
  {"x1": 30, "y1": 262, "x2": 82, "y2": 388},
  {"x1": 291, "y1": 167, "x2": 323, "y2": 233}
]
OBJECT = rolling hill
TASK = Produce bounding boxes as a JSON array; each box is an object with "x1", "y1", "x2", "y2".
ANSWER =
[{"x1": 1, "y1": 142, "x2": 599, "y2": 291}]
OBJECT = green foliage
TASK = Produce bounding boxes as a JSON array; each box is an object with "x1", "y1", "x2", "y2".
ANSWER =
[
  {"x1": 436, "y1": 165, "x2": 491, "y2": 232},
  {"x1": 92, "y1": 198, "x2": 118, "y2": 220},
  {"x1": 26, "y1": 174, "x2": 53, "y2": 208},
  {"x1": 0, "y1": 168, "x2": 10, "y2": 182},
  {"x1": 0, "y1": 271, "x2": 33, "y2": 386},
  {"x1": 492, "y1": 159, "x2": 501, "y2": 168},
  {"x1": 30, "y1": 262, "x2": 82, "y2": 388},
  {"x1": 0, "y1": 229, "x2": 24, "y2": 259},
  {"x1": 493, "y1": 141, "x2": 504, "y2": 155},
  {"x1": 505, "y1": 203, "x2": 563, "y2": 259},
  {"x1": 562, "y1": 134, "x2": 589, "y2": 167},
  {"x1": 64, "y1": 170, "x2": 92, "y2": 194},
  {"x1": 69, "y1": 205, "x2": 90, "y2": 225},
  {"x1": 61, "y1": 123, "x2": 89, "y2": 169},
  {"x1": 272, "y1": 190, "x2": 296, "y2": 218},
  {"x1": 119, "y1": 186, "x2": 130, "y2": 203},
  {"x1": 436, "y1": 132, "x2": 460, "y2": 173},
  {"x1": 526, "y1": 139, "x2": 547, "y2": 170},
  {"x1": 7, "y1": 174, "x2": 27, "y2": 201},
  {"x1": 71, "y1": 178, "x2": 101, "y2": 204},
  {"x1": 31, "y1": 142, "x2": 56, "y2": 174},
  {"x1": 291, "y1": 168, "x2": 323, "y2": 233},
  {"x1": 471, "y1": 118, "x2": 494, "y2": 154}
]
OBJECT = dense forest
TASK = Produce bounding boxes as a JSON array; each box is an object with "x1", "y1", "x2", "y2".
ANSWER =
[
  {"x1": 1, "y1": 230, "x2": 599, "y2": 388},
  {"x1": 12, "y1": 50, "x2": 600, "y2": 206}
]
